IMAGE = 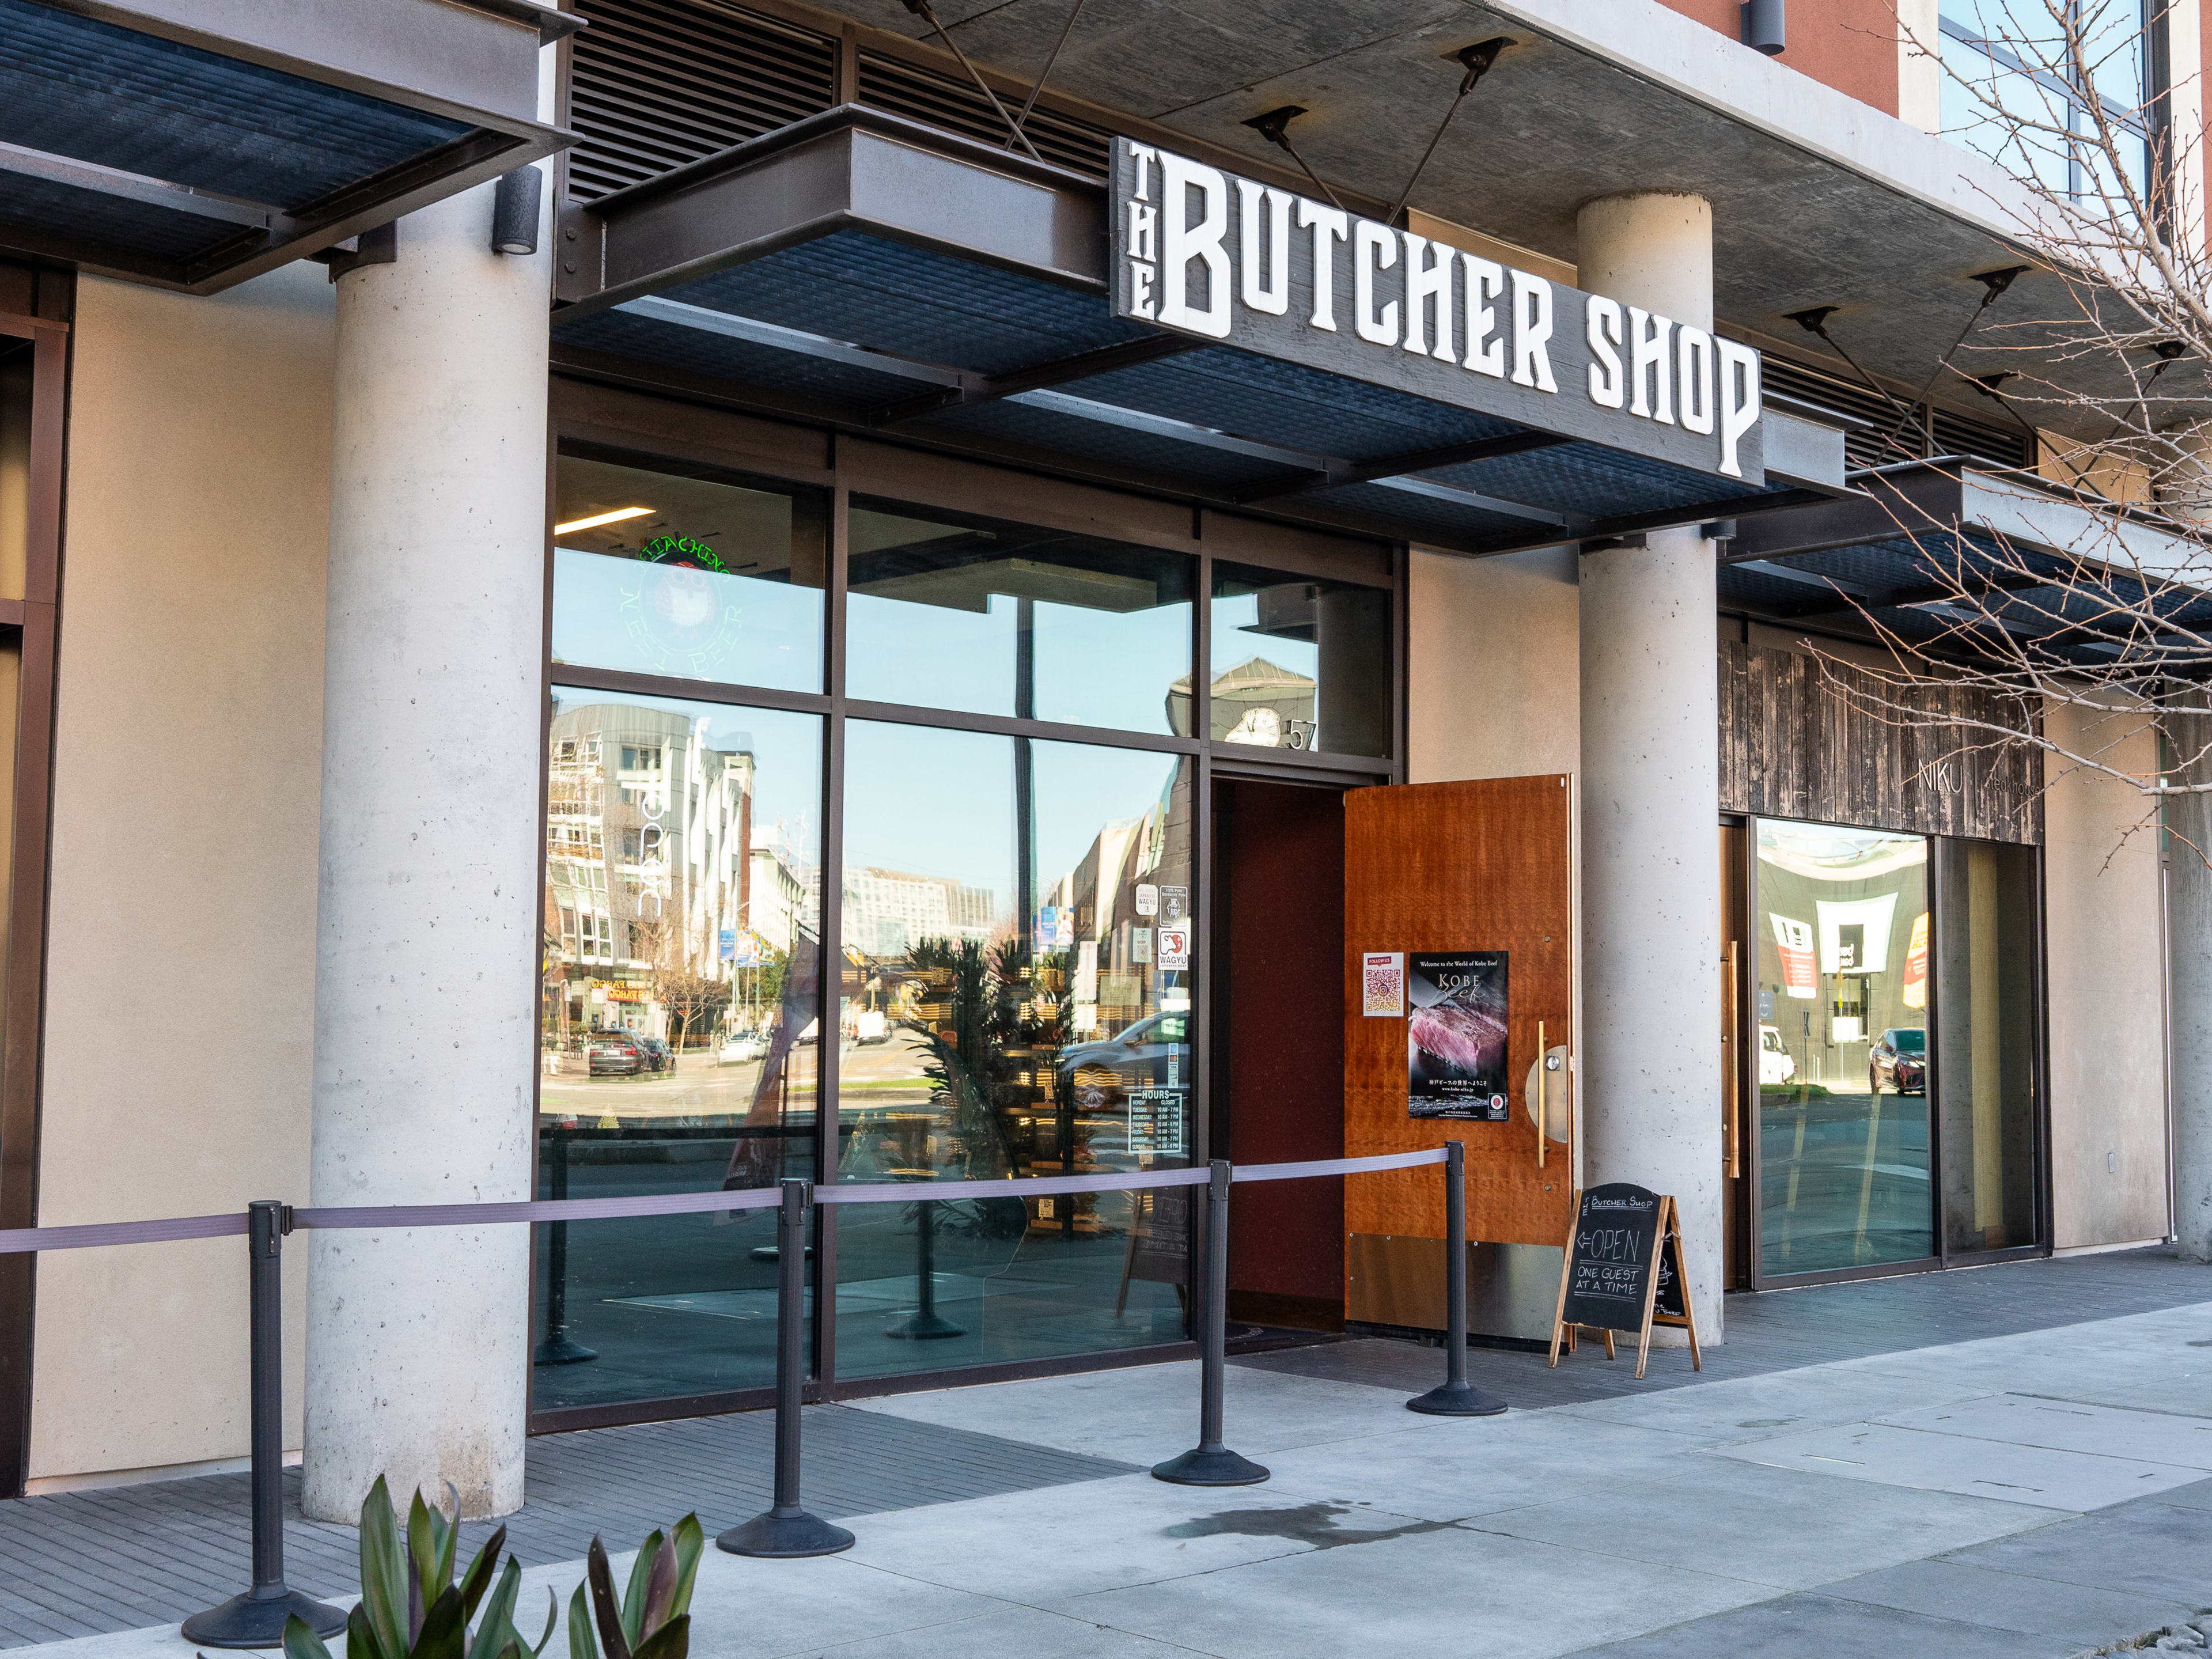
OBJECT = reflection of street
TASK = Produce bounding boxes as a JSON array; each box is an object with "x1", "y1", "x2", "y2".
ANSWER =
[
  {"x1": 1760, "y1": 1086, "x2": 1931, "y2": 1274},
  {"x1": 540, "y1": 1050, "x2": 816, "y2": 1123}
]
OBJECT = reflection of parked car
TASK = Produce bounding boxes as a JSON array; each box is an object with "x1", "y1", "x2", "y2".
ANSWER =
[
  {"x1": 1058, "y1": 1011, "x2": 1188, "y2": 1078},
  {"x1": 718, "y1": 1031, "x2": 766, "y2": 1065},
  {"x1": 631, "y1": 1035, "x2": 673, "y2": 1072},
  {"x1": 1870, "y1": 1028, "x2": 1926, "y2": 1094},
  {"x1": 587, "y1": 1032, "x2": 645, "y2": 1075},
  {"x1": 854, "y1": 1009, "x2": 887, "y2": 1044},
  {"x1": 1759, "y1": 1024, "x2": 1796, "y2": 1086}
]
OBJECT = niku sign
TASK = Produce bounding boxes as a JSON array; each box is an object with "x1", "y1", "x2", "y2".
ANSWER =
[{"x1": 1110, "y1": 138, "x2": 1766, "y2": 484}]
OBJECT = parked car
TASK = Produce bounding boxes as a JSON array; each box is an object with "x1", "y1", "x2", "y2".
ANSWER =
[
  {"x1": 718, "y1": 1031, "x2": 766, "y2": 1065},
  {"x1": 1758, "y1": 1024, "x2": 1796, "y2": 1086},
  {"x1": 1057, "y1": 1010, "x2": 1188, "y2": 1081},
  {"x1": 586, "y1": 1032, "x2": 645, "y2": 1076},
  {"x1": 632, "y1": 1034, "x2": 674, "y2": 1072},
  {"x1": 1870, "y1": 1027, "x2": 1927, "y2": 1094}
]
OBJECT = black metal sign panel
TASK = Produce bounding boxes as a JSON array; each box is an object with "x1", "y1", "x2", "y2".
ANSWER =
[{"x1": 1109, "y1": 138, "x2": 1766, "y2": 484}]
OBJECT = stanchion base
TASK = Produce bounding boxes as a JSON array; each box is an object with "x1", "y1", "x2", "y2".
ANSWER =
[
  {"x1": 716, "y1": 1509, "x2": 856, "y2": 1558},
  {"x1": 1151, "y1": 1446, "x2": 1270, "y2": 1486},
  {"x1": 532, "y1": 1332, "x2": 598, "y2": 1366},
  {"x1": 182, "y1": 1589, "x2": 348, "y2": 1649},
  {"x1": 1406, "y1": 1380, "x2": 1508, "y2": 1417},
  {"x1": 884, "y1": 1313, "x2": 965, "y2": 1339}
]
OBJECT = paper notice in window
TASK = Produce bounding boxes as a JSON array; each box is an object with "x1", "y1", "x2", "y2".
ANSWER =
[{"x1": 1362, "y1": 951, "x2": 1405, "y2": 1017}]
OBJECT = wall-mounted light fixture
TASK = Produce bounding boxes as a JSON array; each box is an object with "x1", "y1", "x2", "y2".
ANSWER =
[
  {"x1": 491, "y1": 165, "x2": 544, "y2": 256},
  {"x1": 1741, "y1": 0, "x2": 1785, "y2": 55}
]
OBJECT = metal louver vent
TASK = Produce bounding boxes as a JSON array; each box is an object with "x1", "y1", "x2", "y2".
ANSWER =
[
  {"x1": 1760, "y1": 354, "x2": 2035, "y2": 473},
  {"x1": 1930, "y1": 404, "x2": 2034, "y2": 471},
  {"x1": 856, "y1": 50, "x2": 1111, "y2": 178},
  {"x1": 566, "y1": 0, "x2": 836, "y2": 200}
]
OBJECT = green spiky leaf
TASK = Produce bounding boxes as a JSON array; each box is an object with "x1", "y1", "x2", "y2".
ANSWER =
[
  {"x1": 281, "y1": 1611, "x2": 335, "y2": 1659},
  {"x1": 345, "y1": 1598, "x2": 385, "y2": 1659},
  {"x1": 586, "y1": 1537, "x2": 632, "y2": 1659},
  {"x1": 665, "y1": 1516, "x2": 703, "y2": 1626},
  {"x1": 358, "y1": 1477, "x2": 412, "y2": 1659},
  {"x1": 619, "y1": 1531, "x2": 662, "y2": 1648},
  {"x1": 637, "y1": 1534, "x2": 676, "y2": 1642},
  {"x1": 457, "y1": 1524, "x2": 508, "y2": 1624},
  {"x1": 414, "y1": 1585, "x2": 471, "y2": 1659},
  {"x1": 567, "y1": 1582, "x2": 600, "y2": 1659},
  {"x1": 528, "y1": 1586, "x2": 558, "y2": 1659},
  {"x1": 464, "y1": 1558, "x2": 522, "y2": 1659},
  {"x1": 630, "y1": 1615, "x2": 689, "y2": 1659}
]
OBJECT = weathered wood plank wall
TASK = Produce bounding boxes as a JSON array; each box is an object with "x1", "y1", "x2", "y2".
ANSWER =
[{"x1": 1718, "y1": 641, "x2": 2044, "y2": 844}]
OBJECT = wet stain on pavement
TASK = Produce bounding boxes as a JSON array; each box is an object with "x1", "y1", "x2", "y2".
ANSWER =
[{"x1": 1162, "y1": 1501, "x2": 1456, "y2": 1550}]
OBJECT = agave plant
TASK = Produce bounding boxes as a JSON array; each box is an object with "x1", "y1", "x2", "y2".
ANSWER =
[
  {"x1": 566, "y1": 1516, "x2": 703, "y2": 1659},
  {"x1": 281, "y1": 1476, "x2": 554, "y2": 1659}
]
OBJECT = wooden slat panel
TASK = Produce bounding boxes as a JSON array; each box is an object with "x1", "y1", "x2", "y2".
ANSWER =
[
  {"x1": 1715, "y1": 643, "x2": 2042, "y2": 845},
  {"x1": 1342, "y1": 777, "x2": 1575, "y2": 1254}
]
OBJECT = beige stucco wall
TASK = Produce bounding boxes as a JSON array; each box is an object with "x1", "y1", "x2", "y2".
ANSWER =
[
  {"x1": 28, "y1": 264, "x2": 333, "y2": 1483},
  {"x1": 1408, "y1": 545, "x2": 1580, "y2": 782},
  {"x1": 2043, "y1": 700, "x2": 2171, "y2": 1251}
]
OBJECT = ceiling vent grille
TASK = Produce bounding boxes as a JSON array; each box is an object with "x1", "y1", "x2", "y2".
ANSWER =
[
  {"x1": 566, "y1": 0, "x2": 838, "y2": 201},
  {"x1": 855, "y1": 50, "x2": 1111, "y2": 179},
  {"x1": 1930, "y1": 404, "x2": 2034, "y2": 471},
  {"x1": 1760, "y1": 353, "x2": 2033, "y2": 472}
]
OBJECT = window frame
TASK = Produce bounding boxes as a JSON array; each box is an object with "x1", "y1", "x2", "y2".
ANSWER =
[{"x1": 527, "y1": 382, "x2": 1405, "y2": 1433}]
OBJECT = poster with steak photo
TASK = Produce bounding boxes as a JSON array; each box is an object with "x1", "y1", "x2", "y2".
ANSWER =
[{"x1": 1407, "y1": 951, "x2": 1510, "y2": 1119}]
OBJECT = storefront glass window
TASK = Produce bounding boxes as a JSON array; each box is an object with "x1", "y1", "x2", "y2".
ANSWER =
[
  {"x1": 1935, "y1": 839, "x2": 2039, "y2": 1253},
  {"x1": 551, "y1": 452, "x2": 827, "y2": 692},
  {"x1": 533, "y1": 688, "x2": 821, "y2": 1410},
  {"x1": 1205, "y1": 562, "x2": 1391, "y2": 757},
  {"x1": 833, "y1": 719, "x2": 1194, "y2": 1380},
  {"x1": 846, "y1": 500, "x2": 1195, "y2": 735},
  {"x1": 1755, "y1": 818, "x2": 1933, "y2": 1275}
]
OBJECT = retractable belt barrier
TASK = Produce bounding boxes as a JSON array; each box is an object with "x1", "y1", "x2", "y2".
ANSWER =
[{"x1": 0, "y1": 1146, "x2": 1502, "y2": 1646}]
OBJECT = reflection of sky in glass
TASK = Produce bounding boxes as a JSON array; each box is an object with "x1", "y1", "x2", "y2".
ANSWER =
[
  {"x1": 550, "y1": 685, "x2": 822, "y2": 879},
  {"x1": 1210, "y1": 592, "x2": 1317, "y2": 683},
  {"x1": 552, "y1": 547, "x2": 824, "y2": 692},
  {"x1": 843, "y1": 721, "x2": 1014, "y2": 908},
  {"x1": 846, "y1": 592, "x2": 1190, "y2": 733},
  {"x1": 842, "y1": 723, "x2": 1181, "y2": 920}
]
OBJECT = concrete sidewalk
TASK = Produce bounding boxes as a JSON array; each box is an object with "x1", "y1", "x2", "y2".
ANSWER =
[{"x1": 11, "y1": 1288, "x2": 2212, "y2": 1659}]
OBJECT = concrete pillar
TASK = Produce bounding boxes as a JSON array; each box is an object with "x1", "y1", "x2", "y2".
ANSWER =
[
  {"x1": 1575, "y1": 193, "x2": 1725, "y2": 1339},
  {"x1": 302, "y1": 177, "x2": 551, "y2": 1520},
  {"x1": 2158, "y1": 427, "x2": 2212, "y2": 1260}
]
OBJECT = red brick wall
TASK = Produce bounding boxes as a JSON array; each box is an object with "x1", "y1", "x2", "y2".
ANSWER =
[{"x1": 1658, "y1": 0, "x2": 1900, "y2": 114}]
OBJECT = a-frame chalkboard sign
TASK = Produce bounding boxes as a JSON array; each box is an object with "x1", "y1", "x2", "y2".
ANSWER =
[{"x1": 1546, "y1": 1183, "x2": 1702, "y2": 1380}]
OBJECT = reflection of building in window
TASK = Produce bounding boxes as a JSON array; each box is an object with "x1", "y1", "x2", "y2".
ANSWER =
[
  {"x1": 545, "y1": 702, "x2": 807, "y2": 1039},
  {"x1": 843, "y1": 866, "x2": 997, "y2": 958},
  {"x1": 1165, "y1": 657, "x2": 1317, "y2": 748},
  {"x1": 1937, "y1": 2, "x2": 2152, "y2": 202}
]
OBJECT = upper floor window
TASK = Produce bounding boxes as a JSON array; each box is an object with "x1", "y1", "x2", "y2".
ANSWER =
[{"x1": 1939, "y1": 1, "x2": 2156, "y2": 209}]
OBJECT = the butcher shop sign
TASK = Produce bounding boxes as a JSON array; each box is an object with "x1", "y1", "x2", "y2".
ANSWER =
[
  {"x1": 1110, "y1": 137, "x2": 1766, "y2": 483},
  {"x1": 1407, "y1": 951, "x2": 1510, "y2": 1121}
]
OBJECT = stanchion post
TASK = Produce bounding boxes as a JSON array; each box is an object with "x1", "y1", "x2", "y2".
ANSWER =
[
  {"x1": 181, "y1": 1202, "x2": 347, "y2": 1648},
  {"x1": 719, "y1": 1179, "x2": 854, "y2": 1558},
  {"x1": 533, "y1": 1127, "x2": 594, "y2": 1365},
  {"x1": 1152, "y1": 1161, "x2": 1268, "y2": 1486},
  {"x1": 1407, "y1": 1141, "x2": 1507, "y2": 1416}
]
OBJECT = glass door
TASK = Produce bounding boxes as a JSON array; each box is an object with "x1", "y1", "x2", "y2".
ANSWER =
[{"x1": 1753, "y1": 819, "x2": 1934, "y2": 1279}]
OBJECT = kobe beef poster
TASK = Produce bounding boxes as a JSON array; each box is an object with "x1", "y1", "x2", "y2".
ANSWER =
[{"x1": 1407, "y1": 952, "x2": 1510, "y2": 1120}]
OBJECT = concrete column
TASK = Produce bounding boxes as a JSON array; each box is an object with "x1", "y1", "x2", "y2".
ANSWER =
[
  {"x1": 302, "y1": 177, "x2": 551, "y2": 1520},
  {"x1": 2158, "y1": 427, "x2": 2212, "y2": 1260},
  {"x1": 1575, "y1": 193, "x2": 1725, "y2": 1339}
]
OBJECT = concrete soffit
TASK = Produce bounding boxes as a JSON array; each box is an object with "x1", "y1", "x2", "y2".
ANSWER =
[{"x1": 1482, "y1": 0, "x2": 2038, "y2": 247}]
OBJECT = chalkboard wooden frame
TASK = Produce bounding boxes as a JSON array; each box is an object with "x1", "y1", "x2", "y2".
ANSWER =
[{"x1": 1547, "y1": 1187, "x2": 1704, "y2": 1380}]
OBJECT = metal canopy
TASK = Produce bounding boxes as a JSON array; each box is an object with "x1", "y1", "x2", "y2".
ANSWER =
[
  {"x1": 1, "y1": 0, "x2": 577, "y2": 292},
  {"x1": 1722, "y1": 463, "x2": 2212, "y2": 669},
  {"x1": 552, "y1": 107, "x2": 1840, "y2": 555}
]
